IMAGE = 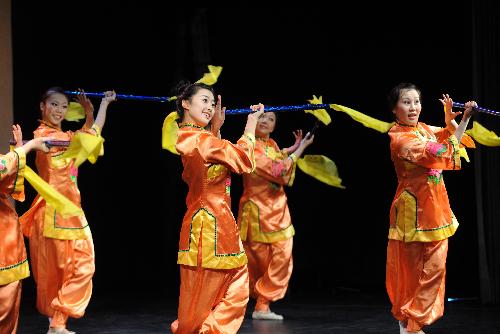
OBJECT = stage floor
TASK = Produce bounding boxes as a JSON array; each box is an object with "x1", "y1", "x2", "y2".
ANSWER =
[{"x1": 18, "y1": 292, "x2": 500, "y2": 333}]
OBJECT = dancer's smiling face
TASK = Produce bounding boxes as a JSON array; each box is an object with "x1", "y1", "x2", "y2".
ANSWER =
[
  {"x1": 182, "y1": 88, "x2": 215, "y2": 127},
  {"x1": 40, "y1": 92, "x2": 69, "y2": 128},
  {"x1": 393, "y1": 89, "x2": 421, "y2": 126},
  {"x1": 255, "y1": 112, "x2": 276, "y2": 138}
]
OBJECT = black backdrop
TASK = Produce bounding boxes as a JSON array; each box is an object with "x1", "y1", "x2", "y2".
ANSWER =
[{"x1": 11, "y1": 2, "x2": 497, "y2": 303}]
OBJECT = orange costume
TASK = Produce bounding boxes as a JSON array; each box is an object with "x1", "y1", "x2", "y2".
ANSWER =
[
  {"x1": 0, "y1": 148, "x2": 27, "y2": 334},
  {"x1": 237, "y1": 137, "x2": 296, "y2": 311},
  {"x1": 171, "y1": 123, "x2": 256, "y2": 334},
  {"x1": 20, "y1": 121, "x2": 96, "y2": 328},
  {"x1": 386, "y1": 122, "x2": 461, "y2": 332}
]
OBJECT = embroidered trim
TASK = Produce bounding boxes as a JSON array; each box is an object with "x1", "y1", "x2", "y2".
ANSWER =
[
  {"x1": 390, "y1": 189, "x2": 459, "y2": 242},
  {"x1": 0, "y1": 158, "x2": 7, "y2": 174},
  {"x1": 225, "y1": 177, "x2": 231, "y2": 194},
  {"x1": 69, "y1": 164, "x2": 78, "y2": 184},
  {"x1": 179, "y1": 123, "x2": 205, "y2": 130},
  {"x1": 213, "y1": 211, "x2": 245, "y2": 257},
  {"x1": 178, "y1": 208, "x2": 199, "y2": 253},
  {"x1": 271, "y1": 160, "x2": 286, "y2": 177},
  {"x1": 10, "y1": 151, "x2": 20, "y2": 196},
  {"x1": 183, "y1": 208, "x2": 245, "y2": 257},
  {"x1": 48, "y1": 209, "x2": 88, "y2": 232},
  {"x1": 245, "y1": 133, "x2": 256, "y2": 146},
  {"x1": 427, "y1": 169, "x2": 443, "y2": 184},
  {"x1": 38, "y1": 119, "x2": 61, "y2": 130},
  {"x1": 0, "y1": 258, "x2": 28, "y2": 271},
  {"x1": 0, "y1": 258, "x2": 30, "y2": 285},
  {"x1": 396, "y1": 121, "x2": 418, "y2": 128},
  {"x1": 448, "y1": 136, "x2": 461, "y2": 170},
  {"x1": 426, "y1": 142, "x2": 447, "y2": 157}
]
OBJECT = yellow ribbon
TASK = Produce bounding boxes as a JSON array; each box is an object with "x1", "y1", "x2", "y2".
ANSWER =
[
  {"x1": 297, "y1": 155, "x2": 345, "y2": 189},
  {"x1": 64, "y1": 102, "x2": 86, "y2": 121},
  {"x1": 466, "y1": 121, "x2": 500, "y2": 147},
  {"x1": 162, "y1": 111, "x2": 180, "y2": 154},
  {"x1": 24, "y1": 166, "x2": 83, "y2": 218},
  {"x1": 196, "y1": 65, "x2": 223, "y2": 86},
  {"x1": 330, "y1": 104, "x2": 395, "y2": 133},
  {"x1": 305, "y1": 95, "x2": 331, "y2": 125},
  {"x1": 54, "y1": 131, "x2": 104, "y2": 168}
]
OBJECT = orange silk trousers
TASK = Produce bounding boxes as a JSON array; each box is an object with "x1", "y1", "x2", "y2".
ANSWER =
[
  {"x1": 244, "y1": 238, "x2": 293, "y2": 311},
  {"x1": 171, "y1": 264, "x2": 249, "y2": 334},
  {"x1": 29, "y1": 208, "x2": 94, "y2": 322},
  {"x1": 0, "y1": 281, "x2": 21, "y2": 334},
  {"x1": 386, "y1": 239, "x2": 447, "y2": 332}
]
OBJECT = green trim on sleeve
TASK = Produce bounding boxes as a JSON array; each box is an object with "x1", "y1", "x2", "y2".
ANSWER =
[{"x1": 244, "y1": 132, "x2": 256, "y2": 146}]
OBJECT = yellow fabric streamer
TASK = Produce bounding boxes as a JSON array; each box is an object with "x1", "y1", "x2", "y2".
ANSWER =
[
  {"x1": 331, "y1": 104, "x2": 395, "y2": 133},
  {"x1": 196, "y1": 65, "x2": 223, "y2": 86},
  {"x1": 162, "y1": 111, "x2": 180, "y2": 154},
  {"x1": 466, "y1": 121, "x2": 500, "y2": 147},
  {"x1": 459, "y1": 147, "x2": 470, "y2": 162},
  {"x1": 167, "y1": 65, "x2": 223, "y2": 103},
  {"x1": 305, "y1": 95, "x2": 331, "y2": 125},
  {"x1": 24, "y1": 166, "x2": 83, "y2": 218},
  {"x1": 296, "y1": 155, "x2": 345, "y2": 189},
  {"x1": 64, "y1": 102, "x2": 85, "y2": 121},
  {"x1": 54, "y1": 132, "x2": 104, "y2": 168}
]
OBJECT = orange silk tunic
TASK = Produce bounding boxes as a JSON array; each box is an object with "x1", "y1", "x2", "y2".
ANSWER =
[
  {"x1": 0, "y1": 148, "x2": 29, "y2": 285},
  {"x1": 21, "y1": 122, "x2": 93, "y2": 240},
  {"x1": 388, "y1": 122, "x2": 461, "y2": 242},
  {"x1": 175, "y1": 124, "x2": 256, "y2": 270},
  {"x1": 237, "y1": 137, "x2": 296, "y2": 243}
]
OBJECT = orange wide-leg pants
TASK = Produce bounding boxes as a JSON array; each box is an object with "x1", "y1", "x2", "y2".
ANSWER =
[
  {"x1": 29, "y1": 211, "x2": 95, "y2": 328},
  {"x1": 244, "y1": 238, "x2": 293, "y2": 311},
  {"x1": 386, "y1": 239, "x2": 448, "y2": 332},
  {"x1": 0, "y1": 280, "x2": 22, "y2": 334},
  {"x1": 171, "y1": 264, "x2": 249, "y2": 334}
]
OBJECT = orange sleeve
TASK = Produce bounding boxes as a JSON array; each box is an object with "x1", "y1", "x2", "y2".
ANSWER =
[
  {"x1": 196, "y1": 132, "x2": 256, "y2": 174},
  {"x1": 431, "y1": 125, "x2": 476, "y2": 148},
  {"x1": 254, "y1": 144, "x2": 295, "y2": 186},
  {"x1": 79, "y1": 123, "x2": 101, "y2": 136},
  {"x1": 431, "y1": 126, "x2": 452, "y2": 142},
  {"x1": 390, "y1": 131, "x2": 460, "y2": 170},
  {"x1": 0, "y1": 148, "x2": 26, "y2": 199}
]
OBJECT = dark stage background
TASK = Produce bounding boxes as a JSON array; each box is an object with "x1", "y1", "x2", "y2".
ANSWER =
[{"x1": 9, "y1": 2, "x2": 500, "y2": 306}]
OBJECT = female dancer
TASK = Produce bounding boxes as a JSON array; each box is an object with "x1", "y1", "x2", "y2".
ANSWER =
[
  {"x1": 237, "y1": 111, "x2": 314, "y2": 320},
  {"x1": 170, "y1": 81, "x2": 263, "y2": 334},
  {"x1": 21, "y1": 88, "x2": 116, "y2": 334},
  {"x1": 0, "y1": 125, "x2": 51, "y2": 333},
  {"x1": 386, "y1": 83, "x2": 474, "y2": 334}
]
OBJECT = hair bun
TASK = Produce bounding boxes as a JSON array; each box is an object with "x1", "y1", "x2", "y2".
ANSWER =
[{"x1": 174, "y1": 80, "x2": 192, "y2": 97}]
